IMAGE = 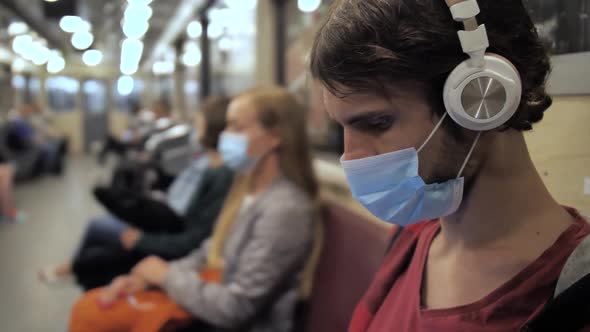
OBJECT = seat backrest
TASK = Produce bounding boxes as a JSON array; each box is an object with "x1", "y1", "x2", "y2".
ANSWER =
[
  {"x1": 302, "y1": 201, "x2": 392, "y2": 332},
  {"x1": 145, "y1": 124, "x2": 193, "y2": 175}
]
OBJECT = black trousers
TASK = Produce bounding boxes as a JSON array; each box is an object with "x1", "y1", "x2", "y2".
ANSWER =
[
  {"x1": 93, "y1": 186, "x2": 184, "y2": 233},
  {"x1": 73, "y1": 189, "x2": 185, "y2": 290},
  {"x1": 73, "y1": 247, "x2": 146, "y2": 291}
]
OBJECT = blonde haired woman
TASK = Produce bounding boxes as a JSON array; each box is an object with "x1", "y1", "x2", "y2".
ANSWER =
[{"x1": 69, "y1": 87, "x2": 321, "y2": 332}]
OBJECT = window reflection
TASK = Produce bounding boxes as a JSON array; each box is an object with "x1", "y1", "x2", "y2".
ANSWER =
[
  {"x1": 83, "y1": 80, "x2": 108, "y2": 114},
  {"x1": 114, "y1": 76, "x2": 144, "y2": 112},
  {"x1": 46, "y1": 76, "x2": 79, "y2": 112},
  {"x1": 527, "y1": 0, "x2": 590, "y2": 54}
]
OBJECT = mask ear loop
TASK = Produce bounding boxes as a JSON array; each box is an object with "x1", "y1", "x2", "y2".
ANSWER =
[
  {"x1": 456, "y1": 131, "x2": 482, "y2": 178},
  {"x1": 418, "y1": 113, "x2": 448, "y2": 153}
]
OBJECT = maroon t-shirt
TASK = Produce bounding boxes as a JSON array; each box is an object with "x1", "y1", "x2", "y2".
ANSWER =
[{"x1": 349, "y1": 209, "x2": 590, "y2": 332}]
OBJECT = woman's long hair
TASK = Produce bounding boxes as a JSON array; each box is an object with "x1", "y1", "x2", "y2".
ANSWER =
[{"x1": 207, "y1": 87, "x2": 322, "y2": 298}]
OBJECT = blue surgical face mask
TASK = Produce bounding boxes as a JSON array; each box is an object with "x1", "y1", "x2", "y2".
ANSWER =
[
  {"x1": 218, "y1": 132, "x2": 258, "y2": 172},
  {"x1": 341, "y1": 113, "x2": 481, "y2": 226}
]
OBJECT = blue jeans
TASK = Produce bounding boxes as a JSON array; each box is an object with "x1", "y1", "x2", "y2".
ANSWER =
[{"x1": 74, "y1": 215, "x2": 128, "y2": 256}]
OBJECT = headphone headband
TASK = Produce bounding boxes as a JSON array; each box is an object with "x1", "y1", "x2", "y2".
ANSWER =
[
  {"x1": 445, "y1": 0, "x2": 489, "y2": 66},
  {"x1": 445, "y1": 0, "x2": 478, "y2": 30}
]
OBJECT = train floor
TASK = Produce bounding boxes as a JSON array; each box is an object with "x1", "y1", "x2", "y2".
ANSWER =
[{"x1": 0, "y1": 157, "x2": 106, "y2": 332}]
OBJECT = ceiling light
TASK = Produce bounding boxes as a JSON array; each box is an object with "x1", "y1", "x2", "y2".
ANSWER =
[
  {"x1": 117, "y1": 75, "x2": 135, "y2": 95},
  {"x1": 120, "y1": 62, "x2": 139, "y2": 75},
  {"x1": 182, "y1": 52, "x2": 201, "y2": 67},
  {"x1": 207, "y1": 22, "x2": 224, "y2": 39},
  {"x1": 121, "y1": 38, "x2": 144, "y2": 63},
  {"x1": 120, "y1": 38, "x2": 143, "y2": 75},
  {"x1": 124, "y1": 4, "x2": 153, "y2": 22},
  {"x1": 182, "y1": 43, "x2": 202, "y2": 67},
  {"x1": 59, "y1": 16, "x2": 83, "y2": 33},
  {"x1": 8, "y1": 22, "x2": 28, "y2": 36},
  {"x1": 208, "y1": 8, "x2": 231, "y2": 26},
  {"x1": 47, "y1": 55, "x2": 65, "y2": 74},
  {"x1": 12, "y1": 34, "x2": 33, "y2": 55},
  {"x1": 82, "y1": 49, "x2": 103, "y2": 66},
  {"x1": 122, "y1": 19, "x2": 149, "y2": 39},
  {"x1": 119, "y1": 62, "x2": 139, "y2": 75},
  {"x1": 44, "y1": 0, "x2": 60, "y2": 2},
  {"x1": 187, "y1": 21, "x2": 202, "y2": 39},
  {"x1": 11, "y1": 58, "x2": 27, "y2": 73},
  {"x1": 298, "y1": 0, "x2": 321, "y2": 13},
  {"x1": 152, "y1": 60, "x2": 175, "y2": 75},
  {"x1": 59, "y1": 16, "x2": 91, "y2": 33},
  {"x1": 31, "y1": 42, "x2": 51, "y2": 65},
  {"x1": 71, "y1": 31, "x2": 94, "y2": 50}
]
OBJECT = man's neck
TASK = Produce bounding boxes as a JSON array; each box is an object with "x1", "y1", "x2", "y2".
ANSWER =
[{"x1": 440, "y1": 130, "x2": 572, "y2": 249}]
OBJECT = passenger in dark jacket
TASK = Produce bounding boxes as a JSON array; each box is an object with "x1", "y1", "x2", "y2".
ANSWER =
[{"x1": 39, "y1": 96, "x2": 233, "y2": 290}]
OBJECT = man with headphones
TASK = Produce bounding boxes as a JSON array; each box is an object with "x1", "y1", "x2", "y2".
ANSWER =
[{"x1": 311, "y1": 0, "x2": 590, "y2": 331}]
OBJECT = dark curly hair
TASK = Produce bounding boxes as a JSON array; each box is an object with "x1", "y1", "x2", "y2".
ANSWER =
[{"x1": 310, "y1": 0, "x2": 552, "y2": 131}]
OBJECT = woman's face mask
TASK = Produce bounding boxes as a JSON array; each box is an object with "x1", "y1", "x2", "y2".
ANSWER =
[
  {"x1": 218, "y1": 132, "x2": 258, "y2": 172},
  {"x1": 219, "y1": 98, "x2": 280, "y2": 173}
]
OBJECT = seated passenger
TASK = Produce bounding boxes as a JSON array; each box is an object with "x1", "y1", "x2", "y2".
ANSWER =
[
  {"x1": 39, "y1": 96, "x2": 233, "y2": 290},
  {"x1": 92, "y1": 96, "x2": 229, "y2": 233},
  {"x1": 98, "y1": 98, "x2": 171, "y2": 164},
  {"x1": 7, "y1": 102, "x2": 67, "y2": 176},
  {"x1": 105, "y1": 99, "x2": 179, "y2": 192},
  {"x1": 310, "y1": 0, "x2": 590, "y2": 331},
  {"x1": 97, "y1": 100, "x2": 145, "y2": 165},
  {"x1": 68, "y1": 87, "x2": 321, "y2": 332}
]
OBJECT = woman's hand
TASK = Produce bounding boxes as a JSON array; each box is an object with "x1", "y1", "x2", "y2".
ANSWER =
[
  {"x1": 97, "y1": 275, "x2": 147, "y2": 308},
  {"x1": 120, "y1": 228, "x2": 142, "y2": 250},
  {"x1": 131, "y1": 256, "x2": 170, "y2": 287}
]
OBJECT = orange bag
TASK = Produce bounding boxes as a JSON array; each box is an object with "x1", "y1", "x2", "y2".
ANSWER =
[
  {"x1": 69, "y1": 288, "x2": 192, "y2": 332},
  {"x1": 199, "y1": 267, "x2": 222, "y2": 283}
]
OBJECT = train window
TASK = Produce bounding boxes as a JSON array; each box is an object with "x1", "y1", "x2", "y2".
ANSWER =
[
  {"x1": 11, "y1": 74, "x2": 42, "y2": 106},
  {"x1": 11, "y1": 74, "x2": 26, "y2": 107},
  {"x1": 28, "y1": 77, "x2": 40, "y2": 102},
  {"x1": 157, "y1": 76, "x2": 174, "y2": 103},
  {"x1": 184, "y1": 79, "x2": 199, "y2": 112},
  {"x1": 83, "y1": 80, "x2": 108, "y2": 114},
  {"x1": 46, "y1": 76, "x2": 80, "y2": 112},
  {"x1": 11, "y1": 75, "x2": 26, "y2": 90},
  {"x1": 114, "y1": 76, "x2": 144, "y2": 112}
]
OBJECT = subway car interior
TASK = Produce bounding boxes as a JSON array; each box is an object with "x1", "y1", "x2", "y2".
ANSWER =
[{"x1": 0, "y1": 0, "x2": 589, "y2": 331}]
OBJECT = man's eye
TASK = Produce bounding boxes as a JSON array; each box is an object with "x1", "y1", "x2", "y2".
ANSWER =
[
  {"x1": 368, "y1": 116, "x2": 393, "y2": 129},
  {"x1": 353, "y1": 115, "x2": 394, "y2": 133}
]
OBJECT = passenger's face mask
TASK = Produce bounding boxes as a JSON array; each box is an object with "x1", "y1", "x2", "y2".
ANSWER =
[
  {"x1": 341, "y1": 113, "x2": 481, "y2": 226},
  {"x1": 218, "y1": 132, "x2": 258, "y2": 172}
]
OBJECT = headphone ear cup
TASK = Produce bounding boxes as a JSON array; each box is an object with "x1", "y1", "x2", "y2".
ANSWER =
[{"x1": 443, "y1": 54, "x2": 522, "y2": 131}]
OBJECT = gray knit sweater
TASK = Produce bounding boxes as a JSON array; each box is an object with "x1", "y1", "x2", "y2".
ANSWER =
[{"x1": 162, "y1": 178, "x2": 314, "y2": 332}]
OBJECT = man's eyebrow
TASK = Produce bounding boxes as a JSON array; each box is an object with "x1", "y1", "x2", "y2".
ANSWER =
[{"x1": 343, "y1": 110, "x2": 391, "y2": 125}]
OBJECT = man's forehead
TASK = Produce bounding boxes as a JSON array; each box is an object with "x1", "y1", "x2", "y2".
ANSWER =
[{"x1": 321, "y1": 87, "x2": 391, "y2": 116}]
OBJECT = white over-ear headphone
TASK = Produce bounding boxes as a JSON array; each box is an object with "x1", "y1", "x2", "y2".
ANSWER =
[{"x1": 443, "y1": 0, "x2": 522, "y2": 131}]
